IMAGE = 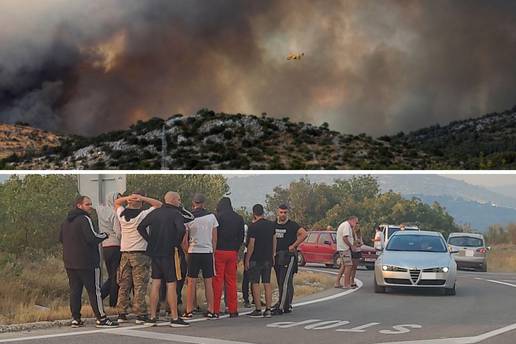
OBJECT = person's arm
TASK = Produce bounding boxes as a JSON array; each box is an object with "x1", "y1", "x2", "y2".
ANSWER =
[
  {"x1": 80, "y1": 216, "x2": 108, "y2": 245},
  {"x1": 288, "y1": 226, "x2": 308, "y2": 252},
  {"x1": 136, "y1": 211, "x2": 153, "y2": 242},
  {"x1": 114, "y1": 195, "x2": 131, "y2": 210},
  {"x1": 212, "y1": 226, "x2": 218, "y2": 253},
  {"x1": 245, "y1": 237, "x2": 255, "y2": 271},
  {"x1": 182, "y1": 230, "x2": 189, "y2": 253},
  {"x1": 272, "y1": 233, "x2": 277, "y2": 266},
  {"x1": 139, "y1": 195, "x2": 162, "y2": 208},
  {"x1": 113, "y1": 217, "x2": 121, "y2": 241},
  {"x1": 343, "y1": 235, "x2": 355, "y2": 251}
]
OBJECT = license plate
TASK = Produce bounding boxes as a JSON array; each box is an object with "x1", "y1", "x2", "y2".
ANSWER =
[
  {"x1": 422, "y1": 272, "x2": 438, "y2": 279},
  {"x1": 465, "y1": 250, "x2": 474, "y2": 257}
]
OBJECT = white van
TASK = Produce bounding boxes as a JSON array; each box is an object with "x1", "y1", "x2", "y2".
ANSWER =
[{"x1": 380, "y1": 224, "x2": 420, "y2": 246}]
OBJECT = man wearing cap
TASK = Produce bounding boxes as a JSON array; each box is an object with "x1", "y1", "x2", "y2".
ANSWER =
[
  {"x1": 115, "y1": 191, "x2": 162, "y2": 324},
  {"x1": 137, "y1": 191, "x2": 193, "y2": 327},
  {"x1": 182, "y1": 193, "x2": 219, "y2": 319},
  {"x1": 272, "y1": 204, "x2": 307, "y2": 315}
]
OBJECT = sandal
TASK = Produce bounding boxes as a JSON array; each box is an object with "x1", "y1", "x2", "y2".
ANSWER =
[
  {"x1": 181, "y1": 312, "x2": 193, "y2": 319},
  {"x1": 334, "y1": 285, "x2": 343, "y2": 289}
]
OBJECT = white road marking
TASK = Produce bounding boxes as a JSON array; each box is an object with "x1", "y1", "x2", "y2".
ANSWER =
[
  {"x1": 336, "y1": 322, "x2": 381, "y2": 332},
  {"x1": 379, "y1": 325, "x2": 423, "y2": 335},
  {"x1": 0, "y1": 269, "x2": 361, "y2": 343},
  {"x1": 267, "y1": 319, "x2": 322, "y2": 328},
  {"x1": 304, "y1": 320, "x2": 350, "y2": 330},
  {"x1": 373, "y1": 322, "x2": 516, "y2": 344},
  {"x1": 113, "y1": 329, "x2": 254, "y2": 344},
  {"x1": 475, "y1": 277, "x2": 516, "y2": 288}
]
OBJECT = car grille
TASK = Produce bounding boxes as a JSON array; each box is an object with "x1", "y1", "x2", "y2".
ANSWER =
[
  {"x1": 385, "y1": 278, "x2": 412, "y2": 285},
  {"x1": 409, "y1": 269, "x2": 421, "y2": 283},
  {"x1": 418, "y1": 279, "x2": 446, "y2": 286},
  {"x1": 422, "y1": 268, "x2": 440, "y2": 272}
]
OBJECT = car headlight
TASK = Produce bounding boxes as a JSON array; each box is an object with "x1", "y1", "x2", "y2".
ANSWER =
[
  {"x1": 382, "y1": 265, "x2": 407, "y2": 272},
  {"x1": 441, "y1": 267, "x2": 449, "y2": 273}
]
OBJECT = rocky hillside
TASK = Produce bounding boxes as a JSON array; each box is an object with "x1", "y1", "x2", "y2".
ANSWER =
[
  {"x1": 2, "y1": 109, "x2": 443, "y2": 170},
  {"x1": 387, "y1": 106, "x2": 516, "y2": 169},
  {"x1": 0, "y1": 124, "x2": 60, "y2": 159}
]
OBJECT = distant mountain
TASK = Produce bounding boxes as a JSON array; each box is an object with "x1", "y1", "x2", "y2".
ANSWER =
[
  {"x1": 389, "y1": 105, "x2": 516, "y2": 169},
  {"x1": 410, "y1": 195, "x2": 516, "y2": 232},
  {"x1": 226, "y1": 174, "x2": 516, "y2": 232}
]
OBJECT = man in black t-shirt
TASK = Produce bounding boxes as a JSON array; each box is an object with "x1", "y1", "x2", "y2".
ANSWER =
[
  {"x1": 273, "y1": 204, "x2": 308, "y2": 315},
  {"x1": 245, "y1": 204, "x2": 276, "y2": 318}
]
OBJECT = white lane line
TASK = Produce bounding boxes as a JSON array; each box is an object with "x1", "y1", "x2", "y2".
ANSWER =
[
  {"x1": 474, "y1": 277, "x2": 516, "y2": 288},
  {"x1": 0, "y1": 269, "x2": 360, "y2": 343},
  {"x1": 373, "y1": 322, "x2": 516, "y2": 344},
  {"x1": 113, "y1": 329, "x2": 254, "y2": 344}
]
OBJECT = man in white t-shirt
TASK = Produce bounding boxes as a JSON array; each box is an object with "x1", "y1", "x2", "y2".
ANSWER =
[
  {"x1": 182, "y1": 193, "x2": 218, "y2": 319},
  {"x1": 114, "y1": 192, "x2": 162, "y2": 324},
  {"x1": 374, "y1": 226, "x2": 385, "y2": 252},
  {"x1": 334, "y1": 216, "x2": 358, "y2": 289}
]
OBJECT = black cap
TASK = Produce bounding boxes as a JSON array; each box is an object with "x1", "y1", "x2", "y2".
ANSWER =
[
  {"x1": 278, "y1": 203, "x2": 289, "y2": 210},
  {"x1": 193, "y1": 193, "x2": 206, "y2": 203}
]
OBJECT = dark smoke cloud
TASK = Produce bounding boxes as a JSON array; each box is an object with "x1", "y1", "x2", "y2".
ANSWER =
[{"x1": 0, "y1": 0, "x2": 515, "y2": 136}]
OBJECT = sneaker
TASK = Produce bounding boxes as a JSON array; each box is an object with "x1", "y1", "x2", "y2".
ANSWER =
[
  {"x1": 181, "y1": 311, "x2": 193, "y2": 319},
  {"x1": 71, "y1": 319, "x2": 84, "y2": 328},
  {"x1": 144, "y1": 318, "x2": 157, "y2": 326},
  {"x1": 229, "y1": 312, "x2": 239, "y2": 318},
  {"x1": 135, "y1": 315, "x2": 149, "y2": 324},
  {"x1": 96, "y1": 317, "x2": 119, "y2": 328},
  {"x1": 271, "y1": 308, "x2": 283, "y2": 316},
  {"x1": 283, "y1": 306, "x2": 293, "y2": 314},
  {"x1": 248, "y1": 309, "x2": 263, "y2": 318},
  {"x1": 170, "y1": 318, "x2": 190, "y2": 328},
  {"x1": 204, "y1": 311, "x2": 219, "y2": 319},
  {"x1": 263, "y1": 309, "x2": 272, "y2": 318},
  {"x1": 117, "y1": 314, "x2": 128, "y2": 323},
  {"x1": 243, "y1": 301, "x2": 251, "y2": 308}
]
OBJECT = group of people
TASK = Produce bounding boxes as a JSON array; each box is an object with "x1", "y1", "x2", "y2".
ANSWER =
[{"x1": 59, "y1": 190, "x2": 308, "y2": 328}]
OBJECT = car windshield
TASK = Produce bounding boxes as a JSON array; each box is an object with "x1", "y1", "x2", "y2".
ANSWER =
[
  {"x1": 331, "y1": 233, "x2": 336, "y2": 242},
  {"x1": 387, "y1": 227, "x2": 418, "y2": 239},
  {"x1": 386, "y1": 235, "x2": 447, "y2": 253},
  {"x1": 448, "y1": 236, "x2": 483, "y2": 247}
]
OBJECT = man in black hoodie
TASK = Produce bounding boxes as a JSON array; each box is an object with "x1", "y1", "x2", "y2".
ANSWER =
[
  {"x1": 137, "y1": 191, "x2": 193, "y2": 327},
  {"x1": 213, "y1": 197, "x2": 245, "y2": 317},
  {"x1": 59, "y1": 196, "x2": 118, "y2": 328}
]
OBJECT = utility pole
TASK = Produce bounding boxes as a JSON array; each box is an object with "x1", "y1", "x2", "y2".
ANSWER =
[{"x1": 161, "y1": 125, "x2": 167, "y2": 170}]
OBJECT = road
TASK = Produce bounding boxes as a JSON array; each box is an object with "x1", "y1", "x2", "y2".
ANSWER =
[{"x1": 1, "y1": 266, "x2": 515, "y2": 344}]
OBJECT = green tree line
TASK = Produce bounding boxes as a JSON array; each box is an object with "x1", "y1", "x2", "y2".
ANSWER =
[{"x1": 265, "y1": 176, "x2": 460, "y2": 244}]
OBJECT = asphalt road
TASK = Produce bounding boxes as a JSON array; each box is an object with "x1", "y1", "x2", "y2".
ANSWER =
[{"x1": 1, "y1": 266, "x2": 516, "y2": 344}]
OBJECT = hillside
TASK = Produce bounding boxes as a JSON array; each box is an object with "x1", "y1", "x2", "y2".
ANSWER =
[
  {"x1": 388, "y1": 106, "x2": 516, "y2": 169},
  {"x1": 0, "y1": 124, "x2": 60, "y2": 159},
  {"x1": 2, "y1": 109, "x2": 443, "y2": 170}
]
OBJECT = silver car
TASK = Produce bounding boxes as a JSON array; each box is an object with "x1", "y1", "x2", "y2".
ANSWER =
[
  {"x1": 447, "y1": 232, "x2": 488, "y2": 272},
  {"x1": 374, "y1": 231, "x2": 457, "y2": 295}
]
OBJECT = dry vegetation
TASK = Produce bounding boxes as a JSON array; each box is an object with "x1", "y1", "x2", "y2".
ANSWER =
[
  {"x1": 0, "y1": 124, "x2": 60, "y2": 159},
  {"x1": 0, "y1": 254, "x2": 333, "y2": 325},
  {"x1": 487, "y1": 244, "x2": 516, "y2": 272}
]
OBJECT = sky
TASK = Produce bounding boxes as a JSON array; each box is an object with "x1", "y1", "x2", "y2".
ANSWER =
[{"x1": 1, "y1": 0, "x2": 516, "y2": 136}]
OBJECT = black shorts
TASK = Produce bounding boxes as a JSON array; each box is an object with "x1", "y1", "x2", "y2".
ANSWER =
[
  {"x1": 248, "y1": 260, "x2": 272, "y2": 284},
  {"x1": 187, "y1": 253, "x2": 215, "y2": 278},
  {"x1": 351, "y1": 251, "x2": 362, "y2": 259},
  {"x1": 151, "y1": 256, "x2": 179, "y2": 283}
]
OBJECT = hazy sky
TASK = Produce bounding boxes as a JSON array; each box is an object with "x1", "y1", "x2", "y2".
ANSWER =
[
  {"x1": 1, "y1": 0, "x2": 516, "y2": 136},
  {"x1": 442, "y1": 175, "x2": 516, "y2": 188}
]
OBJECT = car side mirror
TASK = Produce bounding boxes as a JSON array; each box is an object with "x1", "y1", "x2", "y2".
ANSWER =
[{"x1": 324, "y1": 240, "x2": 331, "y2": 245}]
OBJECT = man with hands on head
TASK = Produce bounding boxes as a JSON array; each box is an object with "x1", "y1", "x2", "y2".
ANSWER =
[{"x1": 115, "y1": 191, "x2": 162, "y2": 324}]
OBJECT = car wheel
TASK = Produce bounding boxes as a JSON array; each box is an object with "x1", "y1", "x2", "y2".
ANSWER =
[
  {"x1": 374, "y1": 275, "x2": 386, "y2": 293},
  {"x1": 297, "y1": 252, "x2": 306, "y2": 267},
  {"x1": 333, "y1": 254, "x2": 342, "y2": 269},
  {"x1": 479, "y1": 263, "x2": 487, "y2": 272},
  {"x1": 444, "y1": 284, "x2": 456, "y2": 296}
]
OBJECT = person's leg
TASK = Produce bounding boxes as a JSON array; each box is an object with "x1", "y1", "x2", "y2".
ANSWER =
[
  {"x1": 149, "y1": 279, "x2": 162, "y2": 319},
  {"x1": 186, "y1": 277, "x2": 196, "y2": 314},
  {"x1": 281, "y1": 256, "x2": 296, "y2": 312},
  {"x1": 166, "y1": 282, "x2": 179, "y2": 320},
  {"x1": 351, "y1": 260, "x2": 359, "y2": 286},
  {"x1": 66, "y1": 269, "x2": 83, "y2": 321},
  {"x1": 343, "y1": 264, "x2": 352, "y2": 288},
  {"x1": 242, "y1": 269, "x2": 250, "y2": 304},
  {"x1": 117, "y1": 253, "x2": 132, "y2": 316},
  {"x1": 251, "y1": 283, "x2": 262, "y2": 311},
  {"x1": 100, "y1": 247, "x2": 112, "y2": 300},
  {"x1": 177, "y1": 251, "x2": 187, "y2": 305},
  {"x1": 225, "y1": 251, "x2": 238, "y2": 314},
  {"x1": 132, "y1": 253, "x2": 151, "y2": 318},
  {"x1": 109, "y1": 247, "x2": 121, "y2": 307},
  {"x1": 274, "y1": 263, "x2": 285, "y2": 309},
  {"x1": 212, "y1": 250, "x2": 225, "y2": 314},
  {"x1": 204, "y1": 277, "x2": 214, "y2": 313},
  {"x1": 264, "y1": 283, "x2": 272, "y2": 309},
  {"x1": 335, "y1": 257, "x2": 345, "y2": 287},
  {"x1": 81, "y1": 268, "x2": 106, "y2": 320}
]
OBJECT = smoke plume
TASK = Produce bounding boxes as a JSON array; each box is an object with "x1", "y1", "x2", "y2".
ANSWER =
[{"x1": 1, "y1": 0, "x2": 515, "y2": 136}]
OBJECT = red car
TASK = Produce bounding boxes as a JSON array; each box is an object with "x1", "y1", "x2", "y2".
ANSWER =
[{"x1": 297, "y1": 231, "x2": 377, "y2": 270}]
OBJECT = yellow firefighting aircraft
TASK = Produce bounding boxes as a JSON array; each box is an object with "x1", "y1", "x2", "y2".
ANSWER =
[{"x1": 287, "y1": 52, "x2": 304, "y2": 60}]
